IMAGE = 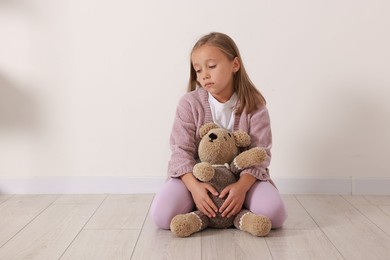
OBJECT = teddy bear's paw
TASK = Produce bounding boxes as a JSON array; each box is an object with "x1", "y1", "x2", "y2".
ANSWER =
[
  {"x1": 250, "y1": 147, "x2": 267, "y2": 163},
  {"x1": 170, "y1": 213, "x2": 202, "y2": 237},
  {"x1": 233, "y1": 148, "x2": 267, "y2": 169},
  {"x1": 193, "y1": 162, "x2": 215, "y2": 182},
  {"x1": 238, "y1": 212, "x2": 272, "y2": 237}
]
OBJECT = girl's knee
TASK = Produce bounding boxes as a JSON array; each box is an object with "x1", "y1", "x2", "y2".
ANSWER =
[
  {"x1": 246, "y1": 181, "x2": 287, "y2": 228},
  {"x1": 150, "y1": 198, "x2": 194, "y2": 230},
  {"x1": 150, "y1": 194, "x2": 177, "y2": 230},
  {"x1": 267, "y1": 201, "x2": 287, "y2": 228},
  {"x1": 150, "y1": 178, "x2": 194, "y2": 230},
  {"x1": 150, "y1": 205, "x2": 172, "y2": 230},
  {"x1": 251, "y1": 200, "x2": 287, "y2": 229}
]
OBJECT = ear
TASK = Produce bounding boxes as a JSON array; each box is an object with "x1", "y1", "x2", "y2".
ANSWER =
[
  {"x1": 233, "y1": 130, "x2": 251, "y2": 147},
  {"x1": 200, "y1": 123, "x2": 219, "y2": 138},
  {"x1": 232, "y1": 57, "x2": 240, "y2": 73}
]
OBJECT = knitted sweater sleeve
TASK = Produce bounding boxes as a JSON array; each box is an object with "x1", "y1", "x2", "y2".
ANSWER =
[
  {"x1": 167, "y1": 95, "x2": 199, "y2": 178},
  {"x1": 240, "y1": 106, "x2": 272, "y2": 181}
]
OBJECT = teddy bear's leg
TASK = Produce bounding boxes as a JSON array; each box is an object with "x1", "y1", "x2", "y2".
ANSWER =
[
  {"x1": 170, "y1": 211, "x2": 209, "y2": 237},
  {"x1": 234, "y1": 210, "x2": 272, "y2": 237}
]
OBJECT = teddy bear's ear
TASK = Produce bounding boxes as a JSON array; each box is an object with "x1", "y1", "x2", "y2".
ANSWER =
[
  {"x1": 199, "y1": 122, "x2": 219, "y2": 138},
  {"x1": 233, "y1": 131, "x2": 251, "y2": 147}
]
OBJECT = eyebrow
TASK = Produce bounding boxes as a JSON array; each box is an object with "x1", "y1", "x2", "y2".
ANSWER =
[{"x1": 192, "y1": 58, "x2": 217, "y2": 66}]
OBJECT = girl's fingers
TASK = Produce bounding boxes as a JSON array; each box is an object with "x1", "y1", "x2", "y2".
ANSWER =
[
  {"x1": 200, "y1": 201, "x2": 216, "y2": 218},
  {"x1": 221, "y1": 199, "x2": 241, "y2": 217},
  {"x1": 222, "y1": 204, "x2": 233, "y2": 217},
  {"x1": 204, "y1": 185, "x2": 218, "y2": 215},
  {"x1": 219, "y1": 190, "x2": 227, "y2": 199},
  {"x1": 219, "y1": 198, "x2": 231, "y2": 215},
  {"x1": 227, "y1": 205, "x2": 240, "y2": 218},
  {"x1": 206, "y1": 197, "x2": 218, "y2": 214},
  {"x1": 206, "y1": 185, "x2": 219, "y2": 196},
  {"x1": 219, "y1": 187, "x2": 230, "y2": 199}
]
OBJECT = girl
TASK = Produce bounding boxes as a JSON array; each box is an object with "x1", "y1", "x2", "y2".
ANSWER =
[{"x1": 150, "y1": 32, "x2": 287, "y2": 231}]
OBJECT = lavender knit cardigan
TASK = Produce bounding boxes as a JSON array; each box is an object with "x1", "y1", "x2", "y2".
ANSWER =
[{"x1": 168, "y1": 87, "x2": 272, "y2": 181}]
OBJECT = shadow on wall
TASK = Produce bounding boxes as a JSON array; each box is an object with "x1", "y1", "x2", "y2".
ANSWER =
[
  {"x1": 0, "y1": 73, "x2": 40, "y2": 132},
  {"x1": 0, "y1": 0, "x2": 35, "y2": 10}
]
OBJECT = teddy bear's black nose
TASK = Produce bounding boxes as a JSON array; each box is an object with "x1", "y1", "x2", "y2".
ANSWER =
[{"x1": 208, "y1": 133, "x2": 217, "y2": 142}]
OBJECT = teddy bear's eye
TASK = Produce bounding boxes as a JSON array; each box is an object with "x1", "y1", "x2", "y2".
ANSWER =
[
  {"x1": 224, "y1": 136, "x2": 227, "y2": 141},
  {"x1": 228, "y1": 133, "x2": 232, "y2": 137}
]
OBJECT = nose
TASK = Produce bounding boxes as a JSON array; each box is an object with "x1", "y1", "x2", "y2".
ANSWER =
[
  {"x1": 208, "y1": 133, "x2": 217, "y2": 142},
  {"x1": 203, "y1": 72, "x2": 210, "y2": 80}
]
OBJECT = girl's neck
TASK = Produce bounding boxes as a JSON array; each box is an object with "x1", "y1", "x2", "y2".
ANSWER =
[
  {"x1": 209, "y1": 92, "x2": 237, "y2": 105},
  {"x1": 210, "y1": 89, "x2": 234, "y2": 103}
]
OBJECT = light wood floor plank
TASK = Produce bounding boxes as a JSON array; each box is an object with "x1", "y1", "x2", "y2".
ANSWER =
[
  {"x1": 380, "y1": 206, "x2": 390, "y2": 216},
  {"x1": 202, "y1": 228, "x2": 273, "y2": 260},
  {"x1": 2, "y1": 194, "x2": 389, "y2": 259},
  {"x1": 341, "y1": 194, "x2": 371, "y2": 205},
  {"x1": 363, "y1": 195, "x2": 390, "y2": 205},
  {"x1": 85, "y1": 194, "x2": 153, "y2": 229},
  {"x1": 0, "y1": 195, "x2": 58, "y2": 247},
  {"x1": 0, "y1": 203, "x2": 98, "y2": 260},
  {"x1": 131, "y1": 212, "x2": 201, "y2": 260},
  {"x1": 343, "y1": 195, "x2": 390, "y2": 237},
  {"x1": 281, "y1": 195, "x2": 318, "y2": 230},
  {"x1": 266, "y1": 195, "x2": 343, "y2": 260},
  {"x1": 297, "y1": 195, "x2": 390, "y2": 259},
  {"x1": 54, "y1": 194, "x2": 107, "y2": 205},
  {"x1": 60, "y1": 229, "x2": 139, "y2": 260},
  {"x1": 0, "y1": 195, "x2": 12, "y2": 204},
  {"x1": 266, "y1": 229, "x2": 343, "y2": 260}
]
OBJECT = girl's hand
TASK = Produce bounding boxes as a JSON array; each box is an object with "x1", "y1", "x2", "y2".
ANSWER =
[
  {"x1": 190, "y1": 182, "x2": 219, "y2": 218},
  {"x1": 219, "y1": 173, "x2": 257, "y2": 218},
  {"x1": 181, "y1": 173, "x2": 219, "y2": 218},
  {"x1": 218, "y1": 183, "x2": 246, "y2": 218}
]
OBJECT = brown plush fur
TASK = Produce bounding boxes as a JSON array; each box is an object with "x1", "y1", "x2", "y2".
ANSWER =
[{"x1": 170, "y1": 123, "x2": 272, "y2": 237}]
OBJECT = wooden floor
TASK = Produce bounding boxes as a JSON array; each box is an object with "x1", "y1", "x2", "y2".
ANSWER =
[{"x1": 1, "y1": 194, "x2": 390, "y2": 259}]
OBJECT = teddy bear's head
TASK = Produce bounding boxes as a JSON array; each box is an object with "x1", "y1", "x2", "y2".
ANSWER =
[{"x1": 198, "y1": 122, "x2": 251, "y2": 165}]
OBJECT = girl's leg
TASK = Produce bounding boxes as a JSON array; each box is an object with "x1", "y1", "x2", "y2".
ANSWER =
[
  {"x1": 244, "y1": 181, "x2": 287, "y2": 229},
  {"x1": 150, "y1": 178, "x2": 194, "y2": 229}
]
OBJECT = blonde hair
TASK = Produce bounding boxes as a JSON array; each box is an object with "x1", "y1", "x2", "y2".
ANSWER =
[{"x1": 188, "y1": 32, "x2": 266, "y2": 114}]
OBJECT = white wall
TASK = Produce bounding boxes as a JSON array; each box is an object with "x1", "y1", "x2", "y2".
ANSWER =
[{"x1": 1, "y1": 1, "x2": 390, "y2": 192}]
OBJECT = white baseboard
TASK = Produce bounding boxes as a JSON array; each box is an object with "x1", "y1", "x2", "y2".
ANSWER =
[
  {"x1": 0, "y1": 176, "x2": 389, "y2": 195},
  {"x1": 352, "y1": 177, "x2": 390, "y2": 195}
]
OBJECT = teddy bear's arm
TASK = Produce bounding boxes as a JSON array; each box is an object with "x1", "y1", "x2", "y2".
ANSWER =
[
  {"x1": 231, "y1": 147, "x2": 267, "y2": 172},
  {"x1": 193, "y1": 162, "x2": 215, "y2": 182}
]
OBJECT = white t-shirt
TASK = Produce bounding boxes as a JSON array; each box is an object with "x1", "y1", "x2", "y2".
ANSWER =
[{"x1": 208, "y1": 92, "x2": 238, "y2": 131}]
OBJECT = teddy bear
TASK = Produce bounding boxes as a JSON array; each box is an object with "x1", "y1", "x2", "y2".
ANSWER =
[{"x1": 170, "y1": 122, "x2": 272, "y2": 237}]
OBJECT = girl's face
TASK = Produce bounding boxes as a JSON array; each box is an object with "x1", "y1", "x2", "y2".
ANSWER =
[{"x1": 191, "y1": 44, "x2": 240, "y2": 103}]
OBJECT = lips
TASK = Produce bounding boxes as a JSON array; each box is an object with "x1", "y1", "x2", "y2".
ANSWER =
[{"x1": 204, "y1": 82, "x2": 214, "y2": 88}]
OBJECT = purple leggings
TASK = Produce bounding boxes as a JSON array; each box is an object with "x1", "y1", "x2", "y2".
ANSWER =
[{"x1": 150, "y1": 178, "x2": 287, "y2": 230}]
